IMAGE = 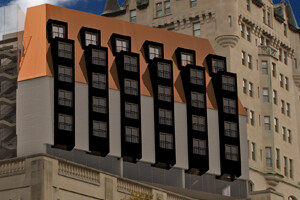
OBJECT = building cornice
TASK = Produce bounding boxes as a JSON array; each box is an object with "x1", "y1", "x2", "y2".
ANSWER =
[
  {"x1": 249, "y1": 166, "x2": 300, "y2": 189},
  {"x1": 239, "y1": 12, "x2": 295, "y2": 57}
]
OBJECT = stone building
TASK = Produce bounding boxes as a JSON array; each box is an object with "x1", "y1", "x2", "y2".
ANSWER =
[{"x1": 104, "y1": 0, "x2": 300, "y2": 200}]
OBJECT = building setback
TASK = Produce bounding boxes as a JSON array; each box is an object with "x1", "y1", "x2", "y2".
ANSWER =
[
  {"x1": 14, "y1": 4, "x2": 248, "y2": 199},
  {"x1": 106, "y1": 0, "x2": 300, "y2": 200}
]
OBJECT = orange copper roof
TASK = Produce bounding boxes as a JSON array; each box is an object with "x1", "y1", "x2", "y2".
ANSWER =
[{"x1": 19, "y1": 4, "x2": 246, "y2": 116}]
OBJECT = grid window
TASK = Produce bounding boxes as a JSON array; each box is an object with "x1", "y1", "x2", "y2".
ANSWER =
[
  {"x1": 263, "y1": 9, "x2": 266, "y2": 24},
  {"x1": 272, "y1": 63, "x2": 276, "y2": 77},
  {"x1": 159, "y1": 132, "x2": 173, "y2": 149},
  {"x1": 267, "y1": 11, "x2": 271, "y2": 26},
  {"x1": 92, "y1": 49, "x2": 106, "y2": 66},
  {"x1": 92, "y1": 73, "x2": 106, "y2": 90},
  {"x1": 246, "y1": 0, "x2": 251, "y2": 11},
  {"x1": 279, "y1": 48, "x2": 282, "y2": 61},
  {"x1": 262, "y1": 61, "x2": 268, "y2": 74},
  {"x1": 248, "y1": 54, "x2": 252, "y2": 68},
  {"x1": 265, "y1": 147, "x2": 272, "y2": 167},
  {"x1": 250, "y1": 110, "x2": 255, "y2": 126},
  {"x1": 285, "y1": 77, "x2": 289, "y2": 91},
  {"x1": 125, "y1": 102, "x2": 139, "y2": 119},
  {"x1": 240, "y1": 24, "x2": 245, "y2": 38},
  {"x1": 58, "y1": 90, "x2": 72, "y2": 107},
  {"x1": 286, "y1": 103, "x2": 290, "y2": 117},
  {"x1": 159, "y1": 109, "x2": 172, "y2": 126},
  {"x1": 58, "y1": 114, "x2": 72, "y2": 131},
  {"x1": 273, "y1": 90, "x2": 277, "y2": 104},
  {"x1": 284, "y1": 51, "x2": 288, "y2": 65},
  {"x1": 223, "y1": 98, "x2": 236, "y2": 114},
  {"x1": 85, "y1": 32, "x2": 98, "y2": 46},
  {"x1": 124, "y1": 79, "x2": 138, "y2": 96},
  {"x1": 212, "y1": 59, "x2": 225, "y2": 73},
  {"x1": 58, "y1": 42, "x2": 72, "y2": 59},
  {"x1": 158, "y1": 85, "x2": 172, "y2": 102},
  {"x1": 181, "y1": 52, "x2": 194, "y2": 66},
  {"x1": 246, "y1": 27, "x2": 251, "y2": 41},
  {"x1": 260, "y1": 36, "x2": 265, "y2": 45},
  {"x1": 156, "y1": 2, "x2": 163, "y2": 17},
  {"x1": 284, "y1": 156, "x2": 288, "y2": 176},
  {"x1": 52, "y1": 24, "x2": 65, "y2": 39},
  {"x1": 124, "y1": 55, "x2": 138, "y2": 72},
  {"x1": 284, "y1": 24, "x2": 287, "y2": 36},
  {"x1": 157, "y1": 62, "x2": 171, "y2": 79},
  {"x1": 190, "y1": 69, "x2": 204, "y2": 85},
  {"x1": 149, "y1": 45, "x2": 162, "y2": 60},
  {"x1": 116, "y1": 38, "x2": 129, "y2": 53},
  {"x1": 164, "y1": 0, "x2": 171, "y2": 15},
  {"x1": 125, "y1": 126, "x2": 139, "y2": 143},
  {"x1": 222, "y1": 76, "x2": 235, "y2": 92},
  {"x1": 58, "y1": 65, "x2": 72, "y2": 83},
  {"x1": 244, "y1": 107, "x2": 248, "y2": 123},
  {"x1": 130, "y1": 10, "x2": 136, "y2": 22},
  {"x1": 225, "y1": 145, "x2": 239, "y2": 161},
  {"x1": 288, "y1": 129, "x2": 292, "y2": 144},
  {"x1": 279, "y1": 74, "x2": 284, "y2": 87},
  {"x1": 224, "y1": 121, "x2": 238, "y2": 138},
  {"x1": 281, "y1": 100, "x2": 285, "y2": 114},
  {"x1": 249, "y1": 82, "x2": 253, "y2": 97},
  {"x1": 243, "y1": 79, "x2": 247, "y2": 94},
  {"x1": 282, "y1": 126, "x2": 287, "y2": 141},
  {"x1": 276, "y1": 148, "x2": 280, "y2": 169},
  {"x1": 193, "y1": 139, "x2": 206, "y2": 155},
  {"x1": 192, "y1": 115, "x2": 206, "y2": 132},
  {"x1": 93, "y1": 97, "x2": 106, "y2": 113},
  {"x1": 289, "y1": 159, "x2": 293, "y2": 179},
  {"x1": 274, "y1": 118, "x2": 278, "y2": 132},
  {"x1": 251, "y1": 142, "x2": 256, "y2": 161},
  {"x1": 242, "y1": 51, "x2": 246, "y2": 65},
  {"x1": 191, "y1": 92, "x2": 205, "y2": 108},
  {"x1": 193, "y1": 22, "x2": 200, "y2": 36},
  {"x1": 93, "y1": 121, "x2": 107, "y2": 138},
  {"x1": 263, "y1": 88, "x2": 269, "y2": 102},
  {"x1": 228, "y1": 16, "x2": 232, "y2": 27},
  {"x1": 190, "y1": 0, "x2": 197, "y2": 7},
  {"x1": 264, "y1": 116, "x2": 270, "y2": 130}
]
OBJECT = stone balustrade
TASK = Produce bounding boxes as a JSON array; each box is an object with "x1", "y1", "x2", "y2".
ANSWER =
[
  {"x1": 58, "y1": 160, "x2": 100, "y2": 185},
  {"x1": 0, "y1": 159, "x2": 25, "y2": 177}
]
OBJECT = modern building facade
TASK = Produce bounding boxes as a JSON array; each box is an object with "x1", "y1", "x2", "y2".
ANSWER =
[
  {"x1": 0, "y1": 5, "x2": 24, "y2": 160},
  {"x1": 15, "y1": 4, "x2": 249, "y2": 199},
  {"x1": 105, "y1": 0, "x2": 300, "y2": 200}
]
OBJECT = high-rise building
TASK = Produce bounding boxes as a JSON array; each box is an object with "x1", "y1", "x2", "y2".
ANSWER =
[
  {"x1": 0, "y1": 5, "x2": 24, "y2": 160},
  {"x1": 105, "y1": 0, "x2": 300, "y2": 200},
  {"x1": 1, "y1": 3, "x2": 250, "y2": 199}
]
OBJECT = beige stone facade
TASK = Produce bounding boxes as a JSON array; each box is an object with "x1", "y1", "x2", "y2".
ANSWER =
[
  {"x1": 108, "y1": 0, "x2": 300, "y2": 199},
  {"x1": 0, "y1": 154, "x2": 244, "y2": 200}
]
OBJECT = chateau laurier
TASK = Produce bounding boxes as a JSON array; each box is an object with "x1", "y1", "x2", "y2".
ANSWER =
[{"x1": 105, "y1": 0, "x2": 300, "y2": 200}]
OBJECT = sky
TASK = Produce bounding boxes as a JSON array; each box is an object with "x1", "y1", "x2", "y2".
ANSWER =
[{"x1": 0, "y1": 0, "x2": 299, "y2": 25}]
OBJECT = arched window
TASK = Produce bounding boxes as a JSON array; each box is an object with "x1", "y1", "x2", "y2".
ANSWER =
[
  {"x1": 248, "y1": 180, "x2": 254, "y2": 193},
  {"x1": 288, "y1": 196, "x2": 297, "y2": 200}
]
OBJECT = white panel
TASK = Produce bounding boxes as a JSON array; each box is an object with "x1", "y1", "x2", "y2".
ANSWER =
[
  {"x1": 140, "y1": 96, "x2": 155, "y2": 163},
  {"x1": 108, "y1": 89, "x2": 121, "y2": 157},
  {"x1": 74, "y1": 82, "x2": 89, "y2": 151},
  {"x1": 239, "y1": 115, "x2": 249, "y2": 180},
  {"x1": 207, "y1": 109, "x2": 221, "y2": 175},
  {"x1": 17, "y1": 77, "x2": 54, "y2": 156},
  {"x1": 174, "y1": 102, "x2": 188, "y2": 169}
]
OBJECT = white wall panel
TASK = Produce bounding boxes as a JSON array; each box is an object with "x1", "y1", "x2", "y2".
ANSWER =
[
  {"x1": 74, "y1": 82, "x2": 89, "y2": 151},
  {"x1": 17, "y1": 77, "x2": 54, "y2": 156},
  {"x1": 140, "y1": 95, "x2": 155, "y2": 163}
]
